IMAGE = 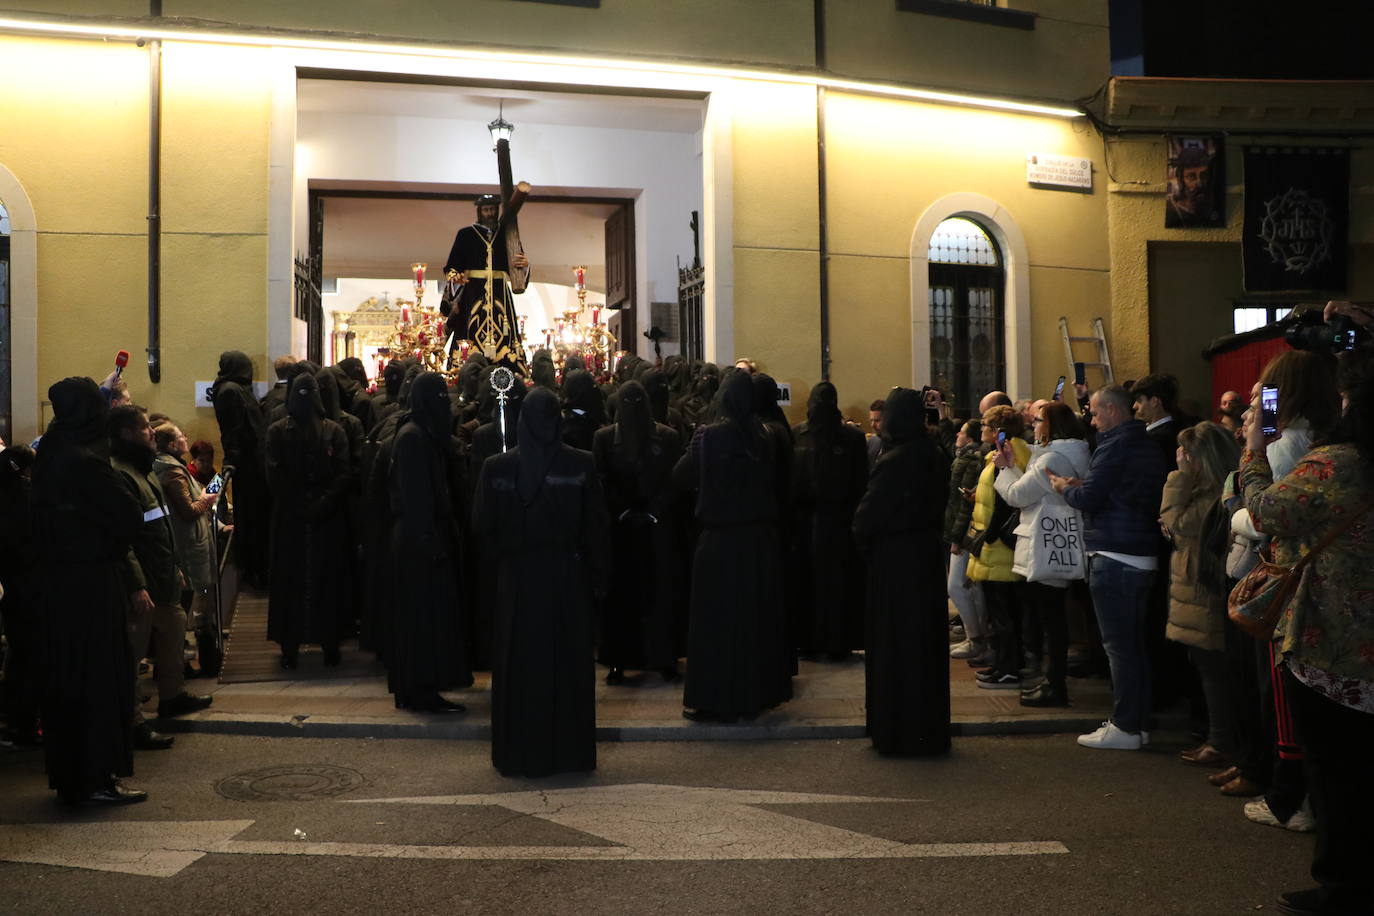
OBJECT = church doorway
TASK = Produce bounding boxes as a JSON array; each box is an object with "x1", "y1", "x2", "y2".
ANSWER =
[{"x1": 291, "y1": 77, "x2": 705, "y2": 377}]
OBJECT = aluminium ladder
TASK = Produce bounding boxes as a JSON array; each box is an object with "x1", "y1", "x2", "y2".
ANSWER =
[{"x1": 1058, "y1": 316, "x2": 1115, "y2": 385}]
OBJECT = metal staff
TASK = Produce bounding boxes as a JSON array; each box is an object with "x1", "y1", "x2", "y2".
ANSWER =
[{"x1": 490, "y1": 366, "x2": 515, "y2": 453}]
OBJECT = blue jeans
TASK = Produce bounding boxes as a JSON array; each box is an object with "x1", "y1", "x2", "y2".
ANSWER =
[{"x1": 1087, "y1": 554, "x2": 1155, "y2": 734}]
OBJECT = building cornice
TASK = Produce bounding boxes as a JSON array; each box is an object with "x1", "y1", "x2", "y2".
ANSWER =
[{"x1": 1107, "y1": 76, "x2": 1374, "y2": 133}]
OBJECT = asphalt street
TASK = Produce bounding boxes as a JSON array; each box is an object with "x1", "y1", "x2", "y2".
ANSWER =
[{"x1": 0, "y1": 731, "x2": 1311, "y2": 914}]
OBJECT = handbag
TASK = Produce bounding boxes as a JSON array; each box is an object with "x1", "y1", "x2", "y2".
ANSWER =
[
  {"x1": 1024, "y1": 501, "x2": 1086, "y2": 583},
  {"x1": 1227, "y1": 497, "x2": 1374, "y2": 639},
  {"x1": 968, "y1": 493, "x2": 1019, "y2": 558}
]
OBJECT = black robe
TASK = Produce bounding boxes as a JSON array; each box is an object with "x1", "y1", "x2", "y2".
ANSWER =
[
  {"x1": 474, "y1": 399, "x2": 608, "y2": 778},
  {"x1": 441, "y1": 222, "x2": 528, "y2": 371},
  {"x1": 210, "y1": 351, "x2": 271, "y2": 587},
  {"x1": 852, "y1": 390, "x2": 951, "y2": 757},
  {"x1": 791, "y1": 417, "x2": 869, "y2": 656},
  {"x1": 593, "y1": 420, "x2": 683, "y2": 671},
  {"x1": 264, "y1": 415, "x2": 353, "y2": 649},
  {"x1": 672, "y1": 413, "x2": 792, "y2": 720},
  {"x1": 32, "y1": 380, "x2": 143, "y2": 796},
  {"x1": 387, "y1": 416, "x2": 472, "y2": 701}
]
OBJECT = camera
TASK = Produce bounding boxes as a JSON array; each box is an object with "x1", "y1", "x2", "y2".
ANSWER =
[{"x1": 1286, "y1": 310, "x2": 1362, "y2": 353}]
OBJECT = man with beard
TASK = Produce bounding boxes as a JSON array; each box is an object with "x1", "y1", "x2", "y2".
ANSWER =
[
  {"x1": 386, "y1": 372, "x2": 471, "y2": 713},
  {"x1": 264, "y1": 372, "x2": 353, "y2": 669},
  {"x1": 441, "y1": 194, "x2": 530, "y2": 372},
  {"x1": 33, "y1": 379, "x2": 147, "y2": 805},
  {"x1": 209, "y1": 350, "x2": 270, "y2": 588},
  {"x1": 1166, "y1": 144, "x2": 1220, "y2": 227},
  {"x1": 475, "y1": 387, "x2": 608, "y2": 777},
  {"x1": 109, "y1": 406, "x2": 212, "y2": 743}
]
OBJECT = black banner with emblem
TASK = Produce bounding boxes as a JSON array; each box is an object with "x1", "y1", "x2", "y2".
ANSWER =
[{"x1": 1243, "y1": 147, "x2": 1349, "y2": 293}]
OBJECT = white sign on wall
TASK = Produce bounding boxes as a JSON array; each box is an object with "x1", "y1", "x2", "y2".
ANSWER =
[
  {"x1": 1026, "y1": 153, "x2": 1093, "y2": 191},
  {"x1": 195, "y1": 381, "x2": 269, "y2": 407},
  {"x1": 776, "y1": 382, "x2": 792, "y2": 407}
]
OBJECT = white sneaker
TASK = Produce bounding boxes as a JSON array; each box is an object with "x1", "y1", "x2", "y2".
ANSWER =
[
  {"x1": 1247, "y1": 799, "x2": 1316, "y2": 833},
  {"x1": 950, "y1": 639, "x2": 980, "y2": 659},
  {"x1": 1077, "y1": 721, "x2": 1143, "y2": 750}
]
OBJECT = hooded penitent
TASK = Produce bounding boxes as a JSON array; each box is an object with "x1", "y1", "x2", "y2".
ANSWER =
[
  {"x1": 336, "y1": 357, "x2": 369, "y2": 392},
  {"x1": 751, "y1": 373, "x2": 791, "y2": 438},
  {"x1": 408, "y1": 372, "x2": 453, "y2": 441},
  {"x1": 531, "y1": 349, "x2": 558, "y2": 391},
  {"x1": 562, "y1": 369, "x2": 608, "y2": 426},
  {"x1": 212, "y1": 350, "x2": 253, "y2": 393},
  {"x1": 381, "y1": 360, "x2": 407, "y2": 405},
  {"x1": 516, "y1": 387, "x2": 562, "y2": 505},
  {"x1": 287, "y1": 370, "x2": 326, "y2": 435},
  {"x1": 615, "y1": 380, "x2": 654, "y2": 466},
  {"x1": 880, "y1": 387, "x2": 924, "y2": 445},
  {"x1": 805, "y1": 381, "x2": 843, "y2": 442},
  {"x1": 317, "y1": 367, "x2": 344, "y2": 421},
  {"x1": 45, "y1": 377, "x2": 109, "y2": 448},
  {"x1": 640, "y1": 368, "x2": 671, "y2": 424},
  {"x1": 477, "y1": 366, "x2": 526, "y2": 447},
  {"x1": 457, "y1": 354, "x2": 489, "y2": 403}
]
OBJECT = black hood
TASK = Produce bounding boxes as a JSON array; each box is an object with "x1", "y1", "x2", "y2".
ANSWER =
[
  {"x1": 287, "y1": 371, "x2": 325, "y2": 423},
  {"x1": 531, "y1": 348, "x2": 558, "y2": 391},
  {"x1": 408, "y1": 372, "x2": 453, "y2": 441},
  {"x1": 382, "y1": 361, "x2": 406, "y2": 403},
  {"x1": 517, "y1": 387, "x2": 562, "y2": 505},
  {"x1": 881, "y1": 387, "x2": 925, "y2": 445},
  {"x1": 47, "y1": 376, "x2": 109, "y2": 446},
  {"x1": 805, "y1": 381, "x2": 842, "y2": 432},
  {"x1": 563, "y1": 354, "x2": 586, "y2": 374},
  {"x1": 752, "y1": 373, "x2": 791, "y2": 436},
  {"x1": 317, "y1": 367, "x2": 343, "y2": 421},
  {"x1": 719, "y1": 368, "x2": 755, "y2": 428},
  {"x1": 215, "y1": 350, "x2": 253, "y2": 387},
  {"x1": 641, "y1": 367, "x2": 671, "y2": 424},
  {"x1": 457, "y1": 353, "x2": 489, "y2": 403},
  {"x1": 336, "y1": 357, "x2": 369, "y2": 392},
  {"x1": 398, "y1": 364, "x2": 423, "y2": 408},
  {"x1": 562, "y1": 369, "x2": 607, "y2": 426},
  {"x1": 615, "y1": 379, "x2": 654, "y2": 464}
]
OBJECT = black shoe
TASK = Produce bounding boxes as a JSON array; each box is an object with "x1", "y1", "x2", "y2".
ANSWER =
[
  {"x1": 1276, "y1": 888, "x2": 1340, "y2": 916},
  {"x1": 682, "y1": 708, "x2": 737, "y2": 723},
  {"x1": 157, "y1": 692, "x2": 213, "y2": 719},
  {"x1": 1020, "y1": 683, "x2": 1069, "y2": 708},
  {"x1": 62, "y1": 781, "x2": 149, "y2": 807},
  {"x1": 974, "y1": 667, "x2": 1006, "y2": 683},
  {"x1": 410, "y1": 694, "x2": 466, "y2": 714},
  {"x1": 605, "y1": 668, "x2": 625, "y2": 685},
  {"x1": 132, "y1": 723, "x2": 174, "y2": 750}
]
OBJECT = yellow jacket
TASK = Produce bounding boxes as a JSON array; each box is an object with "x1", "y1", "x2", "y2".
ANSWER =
[{"x1": 967, "y1": 439, "x2": 1031, "y2": 582}]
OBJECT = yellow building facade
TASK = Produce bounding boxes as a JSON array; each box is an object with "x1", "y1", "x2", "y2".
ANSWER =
[{"x1": 0, "y1": 1, "x2": 1166, "y2": 446}]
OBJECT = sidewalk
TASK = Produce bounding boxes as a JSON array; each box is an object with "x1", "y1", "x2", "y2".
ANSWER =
[{"x1": 149, "y1": 591, "x2": 1142, "y2": 741}]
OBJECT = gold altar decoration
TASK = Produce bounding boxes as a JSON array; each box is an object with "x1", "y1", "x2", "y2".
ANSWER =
[
  {"x1": 533, "y1": 265, "x2": 618, "y2": 378},
  {"x1": 380, "y1": 262, "x2": 454, "y2": 377}
]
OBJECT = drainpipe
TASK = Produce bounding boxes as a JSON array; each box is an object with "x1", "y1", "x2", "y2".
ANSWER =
[
  {"x1": 814, "y1": 0, "x2": 831, "y2": 381},
  {"x1": 146, "y1": 1, "x2": 163, "y2": 382}
]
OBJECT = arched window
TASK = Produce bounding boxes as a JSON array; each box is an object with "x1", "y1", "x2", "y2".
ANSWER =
[
  {"x1": 0, "y1": 199, "x2": 10, "y2": 443},
  {"x1": 927, "y1": 217, "x2": 1004, "y2": 418}
]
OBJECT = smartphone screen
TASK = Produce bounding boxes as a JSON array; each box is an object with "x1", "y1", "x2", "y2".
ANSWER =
[
  {"x1": 996, "y1": 431, "x2": 1007, "y2": 447},
  {"x1": 924, "y1": 407, "x2": 940, "y2": 426},
  {"x1": 1052, "y1": 376, "x2": 1066, "y2": 401},
  {"x1": 1260, "y1": 385, "x2": 1280, "y2": 437},
  {"x1": 1073, "y1": 362, "x2": 1086, "y2": 386},
  {"x1": 204, "y1": 473, "x2": 224, "y2": 496}
]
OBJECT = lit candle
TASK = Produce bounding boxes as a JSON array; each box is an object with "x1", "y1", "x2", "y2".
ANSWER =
[
  {"x1": 401, "y1": 303, "x2": 411, "y2": 325},
  {"x1": 592, "y1": 307, "x2": 600, "y2": 326},
  {"x1": 412, "y1": 262, "x2": 426, "y2": 285},
  {"x1": 573, "y1": 266, "x2": 586, "y2": 290}
]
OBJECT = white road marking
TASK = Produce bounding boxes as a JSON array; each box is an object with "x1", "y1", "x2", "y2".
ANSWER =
[{"x1": 0, "y1": 784, "x2": 1068, "y2": 877}]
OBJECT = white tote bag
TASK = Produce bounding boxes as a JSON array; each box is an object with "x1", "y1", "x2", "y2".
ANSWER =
[{"x1": 1024, "y1": 501, "x2": 1086, "y2": 583}]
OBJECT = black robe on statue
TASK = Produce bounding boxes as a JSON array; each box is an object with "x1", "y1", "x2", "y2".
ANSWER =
[
  {"x1": 475, "y1": 388, "x2": 608, "y2": 778},
  {"x1": 791, "y1": 381, "x2": 869, "y2": 658},
  {"x1": 672, "y1": 371, "x2": 792, "y2": 721},
  {"x1": 592, "y1": 381, "x2": 683, "y2": 674},
  {"x1": 852, "y1": 387, "x2": 951, "y2": 757},
  {"x1": 265, "y1": 374, "x2": 354, "y2": 661},
  {"x1": 387, "y1": 373, "x2": 472, "y2": 709},
  {"x1": 32, "y1": 378, "x2": 143, "y2": 798}
]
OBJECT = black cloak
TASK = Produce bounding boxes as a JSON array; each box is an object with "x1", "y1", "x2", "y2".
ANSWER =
[
  {"x1": 474, "y1": 387, "x2": 609, "y2": 777},
  {"x1": 210, "y1": 350, "x2": 271, "y2": 586},
  {"x1": 852, "y1": 387, "x2": 951, "y2": 757}
]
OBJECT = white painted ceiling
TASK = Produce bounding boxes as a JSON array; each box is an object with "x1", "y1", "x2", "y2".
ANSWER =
[{"x1": 297, "y1": 79, "x2": 704, "y2": 134}]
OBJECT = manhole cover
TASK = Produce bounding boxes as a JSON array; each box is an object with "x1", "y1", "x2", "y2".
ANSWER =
[{"x1": 215, "y1": 764, "x2": 366, "y2": 802}]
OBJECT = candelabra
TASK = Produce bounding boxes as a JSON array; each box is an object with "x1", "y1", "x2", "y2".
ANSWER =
[{"x1": 533, "y1": 265, "x2": 618, "y2": 379}]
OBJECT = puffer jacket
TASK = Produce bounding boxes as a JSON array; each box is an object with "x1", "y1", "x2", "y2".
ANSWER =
[
  {"x1": 994, "y1": 438, "x2": 1091, "y2": 586},
  {"x1": 1160, "y1": 469, "x2": 1226, "y2": 651},
  {"x1": 967, "y1": 437, "x2": 1031, "y2": 582},
  {"x1": 1062, "y1": 420, "x2": 1167, "y2": 557},
  {"x1": 943, "y1": 442, "x2": 987, "y2": 547}
]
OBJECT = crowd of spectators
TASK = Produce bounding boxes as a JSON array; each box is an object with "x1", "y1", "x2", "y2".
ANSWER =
[{"x1": 1, "y1": 300, "x2": 1370, "y2": 914}]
